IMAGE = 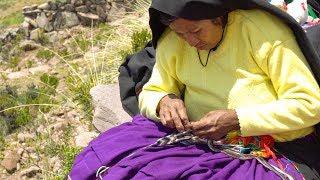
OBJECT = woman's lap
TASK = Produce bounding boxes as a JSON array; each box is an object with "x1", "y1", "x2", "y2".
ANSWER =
[{"x1": 69, "y1": 115, "x2": 304, "y2": 180}]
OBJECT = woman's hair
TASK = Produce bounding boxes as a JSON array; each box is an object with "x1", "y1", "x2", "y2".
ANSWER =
[{"x1": 159, "y1": 11, "x2": 228, "y2": 28}]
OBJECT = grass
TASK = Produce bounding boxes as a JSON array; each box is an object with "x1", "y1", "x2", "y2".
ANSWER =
[
  {"x1": 36, "y1": 49, "x2": 55, "y2": 61},
  {"x1": 0, "y1": 11, "x2": 24, "y2": 29},
  {"x1": 0, "y1": 73, "x2": 59, "y2": 134}
]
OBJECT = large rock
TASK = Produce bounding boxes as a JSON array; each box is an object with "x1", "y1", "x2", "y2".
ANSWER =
[
  {"x1": 77, "y1": 12, "x2": 100, "y2": 26},
  {"x1": 1, "y1": 150, "x2": 21, "y2": 174},
  {"x1": 53, "y1": 12, "x2": 79, "y2": 30},
  {"x1": 90, "y1": 84, "x2": 131, "y2": 132},
  {"x1": 29, "y1": 28, "x2": 42, "y2": 41},
  {"x1": 36, "y1": 12, "x2": 53, "y2": 32}
]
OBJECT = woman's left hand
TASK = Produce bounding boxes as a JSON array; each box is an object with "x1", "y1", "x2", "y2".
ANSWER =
[{"x1": 188, "y1": 110, "x2": 240, "y2": 140}]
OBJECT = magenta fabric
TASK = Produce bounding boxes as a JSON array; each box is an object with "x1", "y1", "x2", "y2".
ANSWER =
[{"x1": 69, "y1": 115, "x2": 302, "y2": 180}]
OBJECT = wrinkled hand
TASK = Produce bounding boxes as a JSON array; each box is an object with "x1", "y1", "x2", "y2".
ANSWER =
[
  {"x1": 158, "y1": 94, "x2": 190, "y2": 132},
  {"x1": 189, "y1": 110, "x2": 240, "y2": 140}
]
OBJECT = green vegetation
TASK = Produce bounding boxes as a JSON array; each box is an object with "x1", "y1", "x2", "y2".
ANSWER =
[
  {"x1": 66, "y1": 74, "x2": 94, "y2": 120},
  {"x1": 36, "y1": 49, "x2": 55, "y2": 61},
  {"x1": 73, "y1": 34, "x2": 91, "y2": 52},
  {"x1": 119, "y1": 28, "x2": 152, "y2": 60},
  {"x1": 0, "y1": 73, "x2": 59, "y2": 134},
  {"x1": 0, "y1": 11, "x2": 24, "y2": 29}
]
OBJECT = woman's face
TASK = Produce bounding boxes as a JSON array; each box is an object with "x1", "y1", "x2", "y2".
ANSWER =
[{"x1": 169, "y1": 18, "x2": 224, "y2": 50}]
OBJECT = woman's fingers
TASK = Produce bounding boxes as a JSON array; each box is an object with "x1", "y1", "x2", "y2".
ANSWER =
[
  {"x1": 171, "y1": 108, "x2": 185, "y2": 132},
  {"x1": 160, "y1": 108, "x2": 175, "y2": 129},
  {"x1": 177, "y1": 105, "x2": 189, "y2": 129},
  {"x1": 189, "y1": 119, "x2": 207, "y2": 131}
]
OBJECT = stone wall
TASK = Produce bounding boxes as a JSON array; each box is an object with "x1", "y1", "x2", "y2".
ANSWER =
[{"x1": 0, "y1": 0, "x2": 135, "y2": 45}]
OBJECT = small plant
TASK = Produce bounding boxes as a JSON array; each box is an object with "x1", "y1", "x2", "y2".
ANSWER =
[
  {"x1": 131, "y1": 28, "x2": 152, "y2": 53},
  {"x1": 8, "y1": 56, "x2": 21, "y2": 69},
  {"x1": 119, "y1": 28, "x2": 152, "y2": 61},
  {"x1": 36, "y1": 49, "x2": 55, "y2": 61},
  {"x1": 26, "y1": 60, "x2": 34, "y2": 68},
  {"x1": 66, "y1": 74, "x2": 94, "y2": 121},
  {"x1": 73, "y1": 35, "x2": 90, "y2": 52}
]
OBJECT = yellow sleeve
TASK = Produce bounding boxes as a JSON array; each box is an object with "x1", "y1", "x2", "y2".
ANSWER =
[
  {"x1": 236, "y1": 38, "x2": 320, "y2": 136},
  {"x1": 138, "y1": 30, "x2": 185, "y2": 121}
]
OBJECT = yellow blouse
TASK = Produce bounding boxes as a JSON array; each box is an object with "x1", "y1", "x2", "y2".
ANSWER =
[{"x1": 138, "y1": 9, "x2": 320, "y2": 142}]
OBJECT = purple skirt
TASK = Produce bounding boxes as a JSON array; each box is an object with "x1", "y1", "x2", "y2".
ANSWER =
[{"x1": 69, "y1": 115, "x2": 303, "y2": 180}]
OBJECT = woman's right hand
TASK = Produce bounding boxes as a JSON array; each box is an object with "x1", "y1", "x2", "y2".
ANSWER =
[{"x1": 157, "y1": 94, "x2": 190, "y2": 132}]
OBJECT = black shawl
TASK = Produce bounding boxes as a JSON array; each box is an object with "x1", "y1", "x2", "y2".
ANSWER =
[{"x1": 119, "y1": 0, "x2": 320, "y2": 120}]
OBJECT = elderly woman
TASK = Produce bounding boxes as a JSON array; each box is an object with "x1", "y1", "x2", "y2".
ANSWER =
[{"x1": 69, "y1": 0, "x2": 320, "y2": 179}]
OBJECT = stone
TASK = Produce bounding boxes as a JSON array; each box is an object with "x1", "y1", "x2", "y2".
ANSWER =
[
  {"x1": 75, "y1": 131, "x2": 98, "y2": 147},
  {"x1": 77, "y1": 12, "x2": 100, "y2": 26},
  {"x1": 36, "y1": 12, "x2": 51, "y2": 31},
  {"x1": 20, "y1": 166, "x2": 41, "y2": 178},
  {"x1": 23, "y1": 9, "x2": 41, "y2": 19},
  {"x1": 38, "y1": 2, "x2": 51, "y2": 10},
  {"x1": 89, "y1": 4, "x2": 97, "y2": 14},
  {"x1": 46, "y1": 31, "x2": 59, "y2": 43},
  {"x1": 73, "y1": 0, "x2": 84, "y2": 6},
  {"x1": 21, "y1": 21, "x2": 31, "y2": 36},
  {"x1": 96, "y1": 5, "x2": 107, "y2": 20},
  {"x1": 25, "y1": 147, "x2": 36, "y2": 153},
  {"x1": 85, "y1": 0, "x2": 92, "y2": 8},
  {"x1": 95, "y1": 0, "x2": 106, "y2": 5},
  {"x1": 36, "y1": 125, "x2": 45, "y2": 134},
  {"x1": 0, "y1": 150, "x2": 21, "y2": 174},
  {"x1": 17, "y1": 133, "x2": 35, "y2": 142},
  {"x1": 19, "y1": 40, "x2": 38, "y2": 51},
  {"x1": 65, "y1": 4, "x2": 75, "y2": 11},
  {"x1": 90, "y1": 84, "x2": 131, "y2": 132},
  {"x1": 75, "y1": 5, "x2": 89, "y2": 13},
  {"x1": 17, "y1": 148, "x2": 24, "y2": 156},
  {"x1": 28, "y1": 65, "x2": 51, "y2": 75},
  {"x1": 29, "y1": 28, "x2": 42, "y2": 41},
  {"x1": 59, "y1": 5, "x2": 66, "y2": 11},
  {"x1": 53, "y1": 12, "x2": 79, "y2": 30},
  {"x1": 24, "y1": 17, "x2": 38, "y2": 28},
  {"x1": 106, "y1": 5, "x2": 126, "y2": 22},
  {"x1": 50, "y1": 2, "x2": 58, "y2": 11},
  {"x1": 49, "y1": 122, "x2": 67, "y2": 132},
  {"x1": 22, "y1": 5, "x2": 38, "y2": 12}
]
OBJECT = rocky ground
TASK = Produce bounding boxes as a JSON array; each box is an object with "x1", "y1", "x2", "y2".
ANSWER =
[{"x1": 0, "y1": 0, "x2": 150, "y2": 179}]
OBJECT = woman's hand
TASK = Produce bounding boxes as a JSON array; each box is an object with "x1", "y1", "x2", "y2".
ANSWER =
[
  {"x1": 189, "y1": 110, "x2": 240, "y2": 140},
  {"x1": 158, "y1": 94, "x2": 190, "y2": 132}
]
